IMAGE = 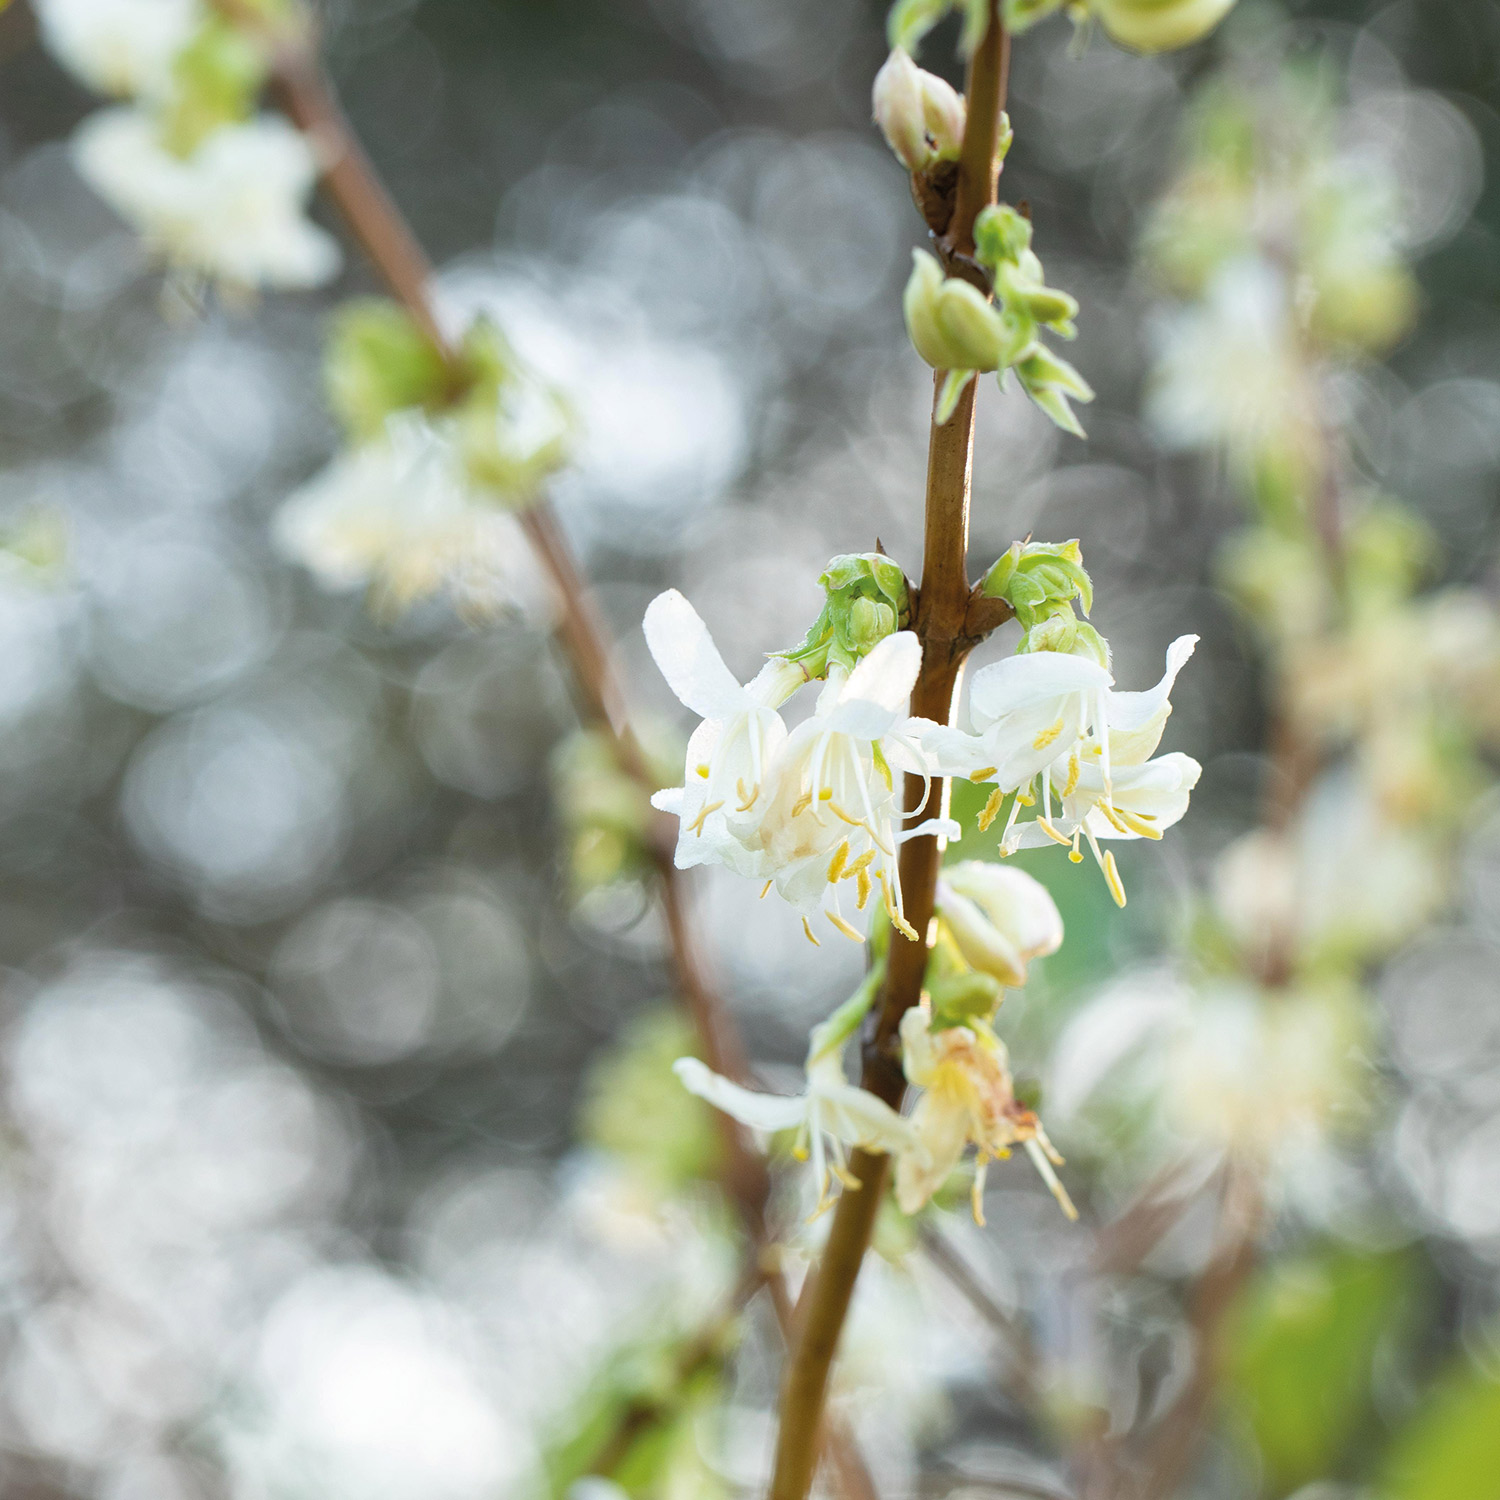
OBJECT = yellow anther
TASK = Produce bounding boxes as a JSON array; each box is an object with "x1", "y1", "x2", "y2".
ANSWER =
[
  {"x1": 819, "y1": 786, "x2": 834, "y2": 800},
  {"x1": 1032, "y1": 717, "x2": 1065, "y2": 752},
  {"x1": 827, "y1": 911, "x2": 863, "y2": 942},
  {"x1": 695, "y1": 764, "x2": 711, "y2": 779},
  {"x1": 802, "y1": 916, "x2": 822, "y2": 946},
  {"x1": 1102, "y1": 850, "x2": 1127, "y2": 908},
  {"x1": 856, "y1": 868, "x2": 872, "y2": 909},
  {"x1": 1016, "y1": 788, "x2": 1035, "y2": 807},
  {"x1": 830, "y1": 802, "x2": 863, "y2": 827},
  {"x1": 760, "y1": 879, "x2": 773, "y2": 899},
  {"x1": 968, "y1": 766, "x2": 998, "y2": 783},
  {"x1": 1117, "y1": 809, "x2": 1163, "y2": 839},
  {"x1": 688, "y1": 800, "x2": 725, "y2": 835},
  {"x1": 792, "y1": 792, "x2": 813, "y2": 818},
  {"x1": 833, "y1": 1162, "x2": 864, "y2": 1190},
  {"x1": 1036, "y1": 817, "x2": 1072, "y2": 847},
  {"x1": 1097, "y1": 801, "x2": 1133, "y2": 836},
  {"x1": 827, "y1": 840, "x2": 850, "y2": 883},
  {"x1": 1062, "y1": 752, "x2": 1080, "y2": 799},
  {"x1": 977, "y1": 786, "x2": 1004, "y2": 833},
  {"x1": 844, "y1": 849, "x2": 875, "y2": 876}
]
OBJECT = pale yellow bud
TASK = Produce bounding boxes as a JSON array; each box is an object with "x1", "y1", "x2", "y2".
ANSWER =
[
  {"x1": 872, "y1": 48, "x2": 932, "y2": 171},
  {"x1": 1092, "y1": 0, "x2": 1236, "y2": 53},
  {"x1": 919, "y1": 70, "x2": 966, "y2": 161},
  {"x1": 938, "y1": 862, "x2": 1063, "y2": 986},
  {"x1": 903, "y1": 250, "x2": 1013, "y2": 372}
]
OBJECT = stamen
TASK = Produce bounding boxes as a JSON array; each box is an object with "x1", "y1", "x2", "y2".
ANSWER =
[
  {"x1": 829, "y1": 801, "x2": 863, "y2": 827},
  {"x1": 833, "y1": 1161, "x2": 863, "y2": 1190},
  {"x1": 1062, "y1": 751, "x2": 1080, "y2": 799},
  {"x1": 971, "y1": 1157, "x2": 989, "y2": 1226},
  {"x1": 736, "y1": 777, "x2": 760, "y2": 812},
  {"x1": 802, "y1": 916, "x2": 822, "y2": 946},
  {"x1": 844, "y1": 849, "x2": 875, "y2": 877},
  {"x1": 1024, "y1": 1137, "x2": 1079, "y2": 1221},
  {"x1": 856, "y1": 868, "x2": 872, "y2": 909},
  {"x1": 1015, "y1": 788, "x2": 1035, "y2": 807},
  {"x1": 827, "y1": 840, "x2": 851, "y2": 883},
  {"x1": 819, "y1": 786, "x2": 834, "y2": 800},
  {"x1": 792, "y1": 792, "x2": 813, "y2": 818},
  {"x1": 696, "y1": 764, "x2": 711, "y2": 779},
  {"x1": 760, "y1": 879, "x2": 773, "y2": 899},
  {"x1": 688, "y1": 800, "x2": 725, "y2": 835},
  {"x1": 1069, "y1": 828, "x2": 1083, "y2": 864},
  {"x1": 1036, "y1": 817, "x2": 1073, "y2": 847},
  {"x1": 1102, "y1": 850, "x2": 1126, "y2": 908},
  {"x1": 1032, "y1": 717, "x2": 1065, "y2": 752},
  {"x1": 968, "y1": 766, "x2": 998, "y2": 783},
  {"x1": 1097, "y1": 801, "x2": 1133, "y2": 836},
  {"x1": 977, "y1": 786, "x2": 1004, "y2": 833},
  {"x1": 1117, "y1": 809, "x2": 1163, "y2": 840},
  {"x1": 827, "y1": 910, "x2": 864, "y2": 942}
]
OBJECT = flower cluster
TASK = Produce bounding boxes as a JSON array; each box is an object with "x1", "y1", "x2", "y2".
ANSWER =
[
  {"x1": 37, "y1": 0, "x2": 341, "y2": 291},
  {"x1": 276, "y1": 302, "x2": 571, "y2": 614}
]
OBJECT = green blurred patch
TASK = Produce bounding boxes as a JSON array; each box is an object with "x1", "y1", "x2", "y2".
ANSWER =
[
  {"x1": 1222, "y1": 1244, "x2": 1419, "y2": 1496},
  {"x1": 579, "y1": 1009, "x2": 723, "y2": 1193},
  {"x1": 1381, "y1": 1351, "x2": 1500, "y2": 1500}
]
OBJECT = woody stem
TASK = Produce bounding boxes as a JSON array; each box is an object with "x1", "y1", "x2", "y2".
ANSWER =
[{"x1": 765, "y1": 9, "x2": 1011, "y2": 1500}]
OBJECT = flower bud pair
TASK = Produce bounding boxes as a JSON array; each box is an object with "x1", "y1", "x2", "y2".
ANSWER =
[
  {"x1": 872, "y1": 47, "x2": 966, "y2": 172},
  {"x1": 777, "y1": 552, "x2": 910, "y2": 677},
  {"x1": 904, "y1": 251, "x2": 1030, "y2": 374}
]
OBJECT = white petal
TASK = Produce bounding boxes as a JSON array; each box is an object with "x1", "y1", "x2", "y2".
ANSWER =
[
  {"x1": 1106, "y1": 634, "x2": 1199, "y2": 765},
  {"x1": 967, "y1": 650, "x2": 1112, "y2": 727},
  {"x1": 650, "y1": 787, "x2": 685, "y2": 814},
  {"x1": 672, "y1": 1058, "x2": 806, "y2": 1133},
  {"x1": 922, "y1": 724, "x2": 992, "y2": 776},
  {"x1": 842, "y1": 631, "x2": 922, "y2": 715},
  {"x1": 816, "y1": 1083, "x2": 919, "y2": 1154},
  {"x1": 643, "y1": 590, "x2": 748, "y2": 720}
]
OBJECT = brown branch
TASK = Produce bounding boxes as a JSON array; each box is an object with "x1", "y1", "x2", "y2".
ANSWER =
[{"x1": 766, "y1": 9, "x2": 1012, "y2": 1499}]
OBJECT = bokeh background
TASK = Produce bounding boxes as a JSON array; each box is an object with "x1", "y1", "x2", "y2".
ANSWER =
[{"x1": 1, "y1": 0, "x2": 1500, "y2": 1496}]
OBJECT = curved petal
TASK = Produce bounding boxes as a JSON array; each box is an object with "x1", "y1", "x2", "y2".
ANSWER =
[
  {"x1": 967, "y1": 650, "x2": 1112, "y2": 728},
  {"x1": 816, "y1": 1083, "x2": 919, "y2": 1154},
  {"x1": 672, "y1": 1058, "x2": 806, "y2": 1133},
  {"x1": 1106, "y1": 634, "x2": 1198, "y2": 766},
  {"x1": 842, "y1": 631, "x2": 922, "y2": 715},
  {"x1": 644, "y1": 590, "x2": 748, "y2": 720}
]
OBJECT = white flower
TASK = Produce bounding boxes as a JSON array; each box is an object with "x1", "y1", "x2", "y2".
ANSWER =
[
  {"x1": 645, "y1": 604, "x2": 948, "y2": 945},
  {"x1": 750, "y1": 633, "x2": 950, "y2": 943},
  {"x1": 34, "y1": 0, "x2": 199, "y2": 98},
  {"x1": 274, "y1": 412, "x2": 542, "y2": 615},
  {"x1": 935, "y1": 861, "x2": 1062, "y2": 987},
  {"x1": 895, "y1": 1005, "x2": 1075, "y2": 1222},
  {"x1": 73, "y1": 109, "x2": 341, "y2": 290},
  {"x1": 673, "y1": 1044, "x2": 917, "y2": 1216},
  {"x1": 644, "y1": 589, "x2": 803, "y2": 882},
  {"x1": 1000, "y1": 637, "x2": 1202, "y2": 905}
]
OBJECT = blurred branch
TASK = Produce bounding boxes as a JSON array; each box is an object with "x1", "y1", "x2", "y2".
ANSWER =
[
  {"x1": 767, "y1": 7, "x2": 1013, "y2": 1499},
  {"x1": 242, "y1": 14, "x2": 878, "y2": 1498}
]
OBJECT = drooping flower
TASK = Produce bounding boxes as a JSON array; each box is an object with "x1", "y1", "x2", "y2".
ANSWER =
[
  {"x1": 935, "y1": 861, "x2": 1063, "y2": 987},
  {"x1": 73, "y1": 108, "x2": 341, "y2": 290},
  {"x1": 749, "y1": 633, "x2": 952, "y2": 942},
  {"x1": 1001, "y1": 637, "x2": 1202, "y2": 904},
  {"x1": 895, "y1": 1004, "x2": 1075, "y2": 1222},
  {"x1": 644, "y1": 589, "x2": 804, "y2": 882},
  {"x1": 673, "y1": 1042, "x2": 918, "y2": 1217},
  {"x1": 33, "y1": 0, "x2": 199, "y2": 98},
  {"x1": 273, "y1": 411, "x2": 542, "y2": 616}
]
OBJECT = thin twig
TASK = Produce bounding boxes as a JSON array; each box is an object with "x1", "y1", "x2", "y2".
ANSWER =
[{"x1": 766, "y1": 8, "x2": 1013, "y2": 1498}]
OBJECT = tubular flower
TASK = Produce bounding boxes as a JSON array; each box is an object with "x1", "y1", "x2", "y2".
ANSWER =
[
  {"x1": 895, "y1": 1005, "x2": 1076, "y2": 1222},
  {"x1": 644, "y1": 589, "x2": 805, "y2": 880},
  {"x1": 1002, "y1": 637, "x2": 1202, "y2": 904},
  {"x1": 673, "y1": 1043, "x2": 918, "y2": 1217},
  {"x1": 935, "y1": 861, "x2": 1063, "y2": 987},
  {"x1": 750, "y1": 632, "x2": 951, "y2": 943}
]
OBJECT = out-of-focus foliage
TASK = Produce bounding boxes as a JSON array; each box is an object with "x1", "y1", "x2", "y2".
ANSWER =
[{"x1": 1382, "y1": 1355, "x2": 1500, "y2": 1500}]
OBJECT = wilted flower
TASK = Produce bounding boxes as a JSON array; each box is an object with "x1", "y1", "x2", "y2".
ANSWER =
[
  {"x1": 73, "y1": 108, "x2": 340, "y2": 290},
  {"x1": 896, "y1": 1004, "x2": 1076, "y2": 1222}
]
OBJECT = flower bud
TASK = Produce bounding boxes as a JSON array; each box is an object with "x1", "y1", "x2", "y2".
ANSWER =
[
  {"x1": 872, "y1": 48, "x2": 931, "y2": 171},
  {"x1": 928, "y1": 968, "x2": 1005, "y2": 1028},
  {"x1": 1092, "y1": 0, "x2": 1237, "y2": 54},
  {"x1": 937, "y1": 862, "x2": 1063, "y2": 986},
  {"x1": 776, "y1": 552, "x2": 911, "y2": 676},
  {"x1": 919, "y1": 70, "x2": 966, "y2": 161},
  {"x1": 904, "y1": 250, "x2": 1014, "y2": 372}
]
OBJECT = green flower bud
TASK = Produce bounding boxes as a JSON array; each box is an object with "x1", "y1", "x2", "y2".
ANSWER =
[
  {"x1": 1091, "y1": 0, "x2": 1237, "y2": 53},
  {"x1": 777, "y1": 552, "x2": 911, "y2": 676},
  {"x1": 927, "y1": 967, "x2": 1005, "y2": 1029},
  {"x1": 159, "y1": 17, "x2": 268, "y2": 157},
  {"x1": 325, "y1": 300, "x2": 453, "y2": 443},
  {"x1": 974, "y1": 203, "x2": 1033, "y2": 267},
  {"x1": 980, "y1": 539, "x2": 1093, "y2": 622}
]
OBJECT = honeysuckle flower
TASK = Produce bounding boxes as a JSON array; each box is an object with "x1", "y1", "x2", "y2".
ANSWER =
[
  {"x1": 34, "y1": 0, "x2": 199, "y2": 98},
  {"x1": 895, "y1": 1004, "x2": 1075, "y2": 1222},
  {"x1": 273, "y1": 412, "x2": 542, "y2": 616},
  {"x1": 643, "y1": 588, "x2": 804, "y2": 881},
  {"x1": 972, "y1": 636, "x2": 1200, "y2": 904},
  {"x1": 1091, "y1": 0, "x2": 1237, "y2": 53},
  {"x1": 750, "y1": 632, "x2": 952, "y2": 942},
  {"x1": 73, "y1": 109, "x2": 341, "y2": 290},
  {"x1": 935, "y1": 861, "x2": 1062, "y2": 987},
  {"x1": 924, "y1": 648, "x2": 1112, "y2": 795},
  {"x1": 673, "y1": 1018, "x2": 918, "y2": 1216}
]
